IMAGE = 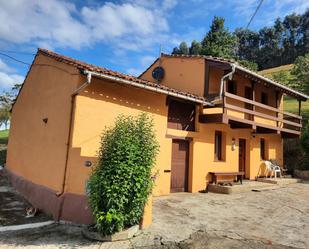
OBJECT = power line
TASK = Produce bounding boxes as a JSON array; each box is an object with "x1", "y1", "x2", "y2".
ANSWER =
[
  {"x1": 246, "y1": 0, "x2": 264, "y2": 29},
  {"x1": 0, "y1": 50, "x2": 35, "y2": 56},
  {"x1": 0, "y1": 52, "x2": 31, "y2": 65}
]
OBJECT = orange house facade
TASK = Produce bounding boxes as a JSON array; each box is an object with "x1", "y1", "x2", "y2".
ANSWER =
[{"x1": 5, "y1": 49, "x2": 308, "y2": 225}]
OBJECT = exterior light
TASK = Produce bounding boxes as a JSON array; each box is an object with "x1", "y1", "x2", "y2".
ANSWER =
[{"x1": 232, "y1": 138, "x2": 236, "y2": 151}]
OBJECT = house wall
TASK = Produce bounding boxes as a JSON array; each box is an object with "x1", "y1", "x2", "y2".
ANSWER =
[
  {"x1": 64, "y1": 77, "x2": 172, "y2": 197},
  {"x1": 167, "y1": 118, "x2": 283, "y2": 192},
  {"x1": 6, "y1": 53, "x2": 81, "y2": 192},
  {"x1": 140, "y1": 56, "x2": 205, "y2": 96}
]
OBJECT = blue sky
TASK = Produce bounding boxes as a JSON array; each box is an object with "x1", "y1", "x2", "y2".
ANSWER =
[{"x1": 0, "y1": 0, "x2": 308, "y2": 92}]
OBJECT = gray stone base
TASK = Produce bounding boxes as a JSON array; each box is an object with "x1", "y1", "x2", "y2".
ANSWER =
[{"x1": 82, "y1": 225, "x2": 139, "y2": 242}]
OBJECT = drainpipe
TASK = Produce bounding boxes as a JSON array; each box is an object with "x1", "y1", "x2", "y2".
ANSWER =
[
  {"x1": 217, "y1": 64, "x2": 236, "y2": 101},
  {"x1": 56, "y1": 72, "x2": 92, "y2": 218}
]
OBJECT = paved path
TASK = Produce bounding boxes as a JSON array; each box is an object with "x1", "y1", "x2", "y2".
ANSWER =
[{"x1": 0, "y1": 182, "x2": 308, "y2": 248}]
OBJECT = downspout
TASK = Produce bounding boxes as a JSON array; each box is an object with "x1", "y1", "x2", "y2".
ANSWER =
[
  {"x1": 217, "y1": 64, "x2": 236, "y2": 101},
  {"x1": 56, "y1": 72, "x2": 92, "y2": 219}
]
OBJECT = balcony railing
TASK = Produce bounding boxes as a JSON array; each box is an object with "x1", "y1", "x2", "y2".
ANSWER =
[{"x1": 200, "y1": 92, "x2": 302, "y2": 136}]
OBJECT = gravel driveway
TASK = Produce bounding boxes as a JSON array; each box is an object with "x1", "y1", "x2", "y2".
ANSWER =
[{"x1": 0, "y1": 182, "x2": 308, "y2": 249}]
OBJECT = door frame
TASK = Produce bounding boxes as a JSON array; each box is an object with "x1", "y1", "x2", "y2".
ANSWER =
[
  {"x1": 170, "y1": 139, "x2": 190, "y2": 193},
  {"x1": 238, "y1": 138, "x2": 249, "y2": 179}
]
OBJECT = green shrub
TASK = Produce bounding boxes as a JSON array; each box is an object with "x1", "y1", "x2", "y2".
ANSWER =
[
  {"x1": 87, "y1": 113, "x2": 159, "y2": 235},
  {"x1": 300, "y1": 123, "x2": 309, "y2": 170}
]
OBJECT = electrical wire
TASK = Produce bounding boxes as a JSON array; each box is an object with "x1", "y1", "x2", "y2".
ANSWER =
[
  {"x1": 246, "y1": 0, "x2": 264, "y2": 29},
  {"x1": 0, "y1": 52, "x2": 31, "y2": 65},
  {"x1": 0, "y1": 50, "x2": 35, "y2": 55}
]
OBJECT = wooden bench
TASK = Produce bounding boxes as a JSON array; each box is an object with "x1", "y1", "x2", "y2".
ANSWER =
[{"x1": 209, "y1": 171, "x2": 245, "y2": 185}]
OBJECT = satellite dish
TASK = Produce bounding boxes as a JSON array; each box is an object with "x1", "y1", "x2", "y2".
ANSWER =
[{"x1": 152, "y1": 66, "x2": 164, "y2": 82}]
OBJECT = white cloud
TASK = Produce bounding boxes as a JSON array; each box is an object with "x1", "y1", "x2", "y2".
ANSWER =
[
  {"x1": 0, "y1": 59, "x2": 24, "y2": 89},
  {"x1": 0, "y1": 72, "x2": 24, "y2": 89},
  {"x1": 0, "y1": 59, "x2": 15, "y2": 73},
  {"x1": 0, "y1": 0, "x2": 176, "y2": 51}
]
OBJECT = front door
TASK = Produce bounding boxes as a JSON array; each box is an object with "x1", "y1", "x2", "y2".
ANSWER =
[
  {"x1": 239, "y1": 139, "x2": 246, "y2": 175},
  {"x1": 171, "y1": 139, "x2": 189, "y2": 192}
]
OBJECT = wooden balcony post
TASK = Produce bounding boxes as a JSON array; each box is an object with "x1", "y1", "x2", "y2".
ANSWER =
[
  {"x1": 276, "y1": 91, "x2": 279, "y2": 128},
  {"x1": 251, "y1": 81, "x2": 256, "y2": 126},
  {"x1": 298, "y1": 99, "x2": 301, "y2": 116}
]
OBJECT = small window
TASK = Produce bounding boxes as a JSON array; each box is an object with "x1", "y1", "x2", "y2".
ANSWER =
[
  {"x1": 227, "y1": 80, "x2": 237, "y2": 94},
  {"x1": 215, "y1": 131, "x2": 225, "y2": 161},
  {"x1": 260, "y1": 138, "x2": 266, "y2": 160},
  {"x1": 261, "y1": 92, "x2": 268, "y2": 105}
]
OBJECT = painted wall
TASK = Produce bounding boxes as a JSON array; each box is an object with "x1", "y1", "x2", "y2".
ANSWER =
[
  {"x1": 64, "y1": 77, "x2": 172, "y2": 197},
  {"x1": 140, "y1": 56, "x2": 205, "y2": 96},
  {"x1": 6, "y1": 53, "x2": 80, "y2": 192}
]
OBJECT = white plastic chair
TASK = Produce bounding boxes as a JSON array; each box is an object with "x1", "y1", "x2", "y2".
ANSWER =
[{"x1": 264, "y1": 160, "x2": 282, "y2": 179}]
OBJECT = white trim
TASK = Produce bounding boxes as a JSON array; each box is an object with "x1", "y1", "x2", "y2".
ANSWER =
[
  {"x1": 83, "y1": 70, "x2": 213, "y2": 106},
  {"x1": 0, "y1": 221, "x2": 54, "y2": 232}
]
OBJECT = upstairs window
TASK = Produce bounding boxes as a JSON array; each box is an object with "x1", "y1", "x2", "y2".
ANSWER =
[
  {"x1": 227, "y1": 80, "x2": 237, "y2": 94},
  {"x1": 167, "y1": 98, "x2": 196, "y2": 131},
  {"x1": 261, "y1": 92, "x2": 268, "y2": 105}
]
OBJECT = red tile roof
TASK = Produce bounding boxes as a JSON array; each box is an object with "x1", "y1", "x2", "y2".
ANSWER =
[{"x1": 38, "y1": 48, "x2": 210, "y2": 104}]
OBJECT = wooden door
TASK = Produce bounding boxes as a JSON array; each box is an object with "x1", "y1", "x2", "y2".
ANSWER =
[
  {"x1": 244, "y1": 87, "x2": 253, "y2": 120},
  {"x1": 238, "y1": 139, "x2": 246, "y2": 174},
  {"x1": 171, "y1": 139, "x2": 189, "y2": 192}
]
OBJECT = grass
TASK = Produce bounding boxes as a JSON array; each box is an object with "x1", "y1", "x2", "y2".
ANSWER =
[
  {"x1": 284, "y1": 97, "x2": 309, "y2": 121},
  {"x1": 0, "y1": 129, "x2": 8, "y2": 166},
  {"x1": 259, "y1": 64, "x2": 294, "y2": 77},
  {"x1": 0, "y1": 129, "x2": 9, "y2": 145}
]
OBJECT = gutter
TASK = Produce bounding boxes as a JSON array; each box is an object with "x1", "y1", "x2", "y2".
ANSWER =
[
  {"x1": 83, "y1": 70, "x2": 213, "y2": 106},
  {"x1": 56, "y1": 72, "x2": 92, "y2": 219},
  {"x1": 218, "y1": 64, "x2": 236, "y2": 101}
]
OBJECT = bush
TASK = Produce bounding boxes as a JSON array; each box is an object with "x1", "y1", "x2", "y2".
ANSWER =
[
  {"x1": 87, "y1": 113, "x2": 159, "y2": 235},
  {"x1": 300, "y1": 123, "x2": 309, "y2": 170}
]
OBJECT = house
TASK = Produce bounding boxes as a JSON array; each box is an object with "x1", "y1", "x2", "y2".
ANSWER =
[{"x1": 5, "y1": 49, "x2": 308, "y2": 226}]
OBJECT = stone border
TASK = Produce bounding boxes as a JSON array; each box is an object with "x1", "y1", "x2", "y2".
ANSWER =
[{"x1": 82, "y1": 225, "x2": 139, "y2": 242}]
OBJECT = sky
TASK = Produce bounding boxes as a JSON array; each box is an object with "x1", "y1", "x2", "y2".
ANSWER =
[{"x1": 0, "y1": 0, "x2": 308, "y2": 92}]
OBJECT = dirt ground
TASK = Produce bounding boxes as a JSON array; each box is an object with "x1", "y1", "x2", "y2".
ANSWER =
[
  {"x1": 0, "y1": 172, "x2": 51, "y2": 226},
  {"x1": 0, "y1": 177, "x2": 308, "y2": 249}
]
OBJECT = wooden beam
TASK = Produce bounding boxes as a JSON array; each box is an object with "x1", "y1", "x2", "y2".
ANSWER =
[
  {"x1": 225, "y1": 92, "x2": 302, "y2": 119},
  {"x1": 225, "y1": 103, "x2": 302, "y2": 128}
]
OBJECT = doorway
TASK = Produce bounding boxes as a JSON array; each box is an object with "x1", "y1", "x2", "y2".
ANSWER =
[
  {"x1": 170, "y1": 139, "x2": 189, "y2": 192},
  {"x1": 238, "y1": 139, "x2": 246, "y2": 175}
]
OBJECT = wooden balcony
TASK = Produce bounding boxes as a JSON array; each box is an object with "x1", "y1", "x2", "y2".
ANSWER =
[{"x1": 199, "y1": 92, "x2": 302, "y2": 137}]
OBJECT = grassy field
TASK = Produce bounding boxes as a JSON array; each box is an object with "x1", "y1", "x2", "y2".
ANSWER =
[
  {"x1": 0, "y1": 129, "x2": 9, "y2": 166},
  {"x1": 259, "y1": 64, "x2": 294, "y2": 77},
  {"x1": 284, "y1": 97, "x2": 309, "y2": 122}
]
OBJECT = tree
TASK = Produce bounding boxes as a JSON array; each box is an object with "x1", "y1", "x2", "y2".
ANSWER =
[
  {"x1": 290, "y1": 53, "x2": 309, "y2": 94},
  {"x1": 0, "y1": 83, "x2": 22, "y2": 130},
  {"x1": 234, "y1": 28, "x2": 260, "y2": 63},
  {"x1": 87, "y1": 113, "x2": 159, "y2": 235},
  {"x1": 172, "y1": 42, "x2": 189, "y2": 55},
  {"x1": 201, "y1": 16, "x2": 236, "y2": 58},
  {"x1": 189, "y1": 40, "x2": 201, "y2": 55}
]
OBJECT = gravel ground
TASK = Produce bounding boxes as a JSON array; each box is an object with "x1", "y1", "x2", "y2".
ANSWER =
[{"x1": 0, "y1": 176, "x2": 308, "y2": 249}]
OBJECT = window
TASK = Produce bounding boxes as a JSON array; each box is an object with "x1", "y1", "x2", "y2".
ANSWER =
[
  {"x1": 167, "y1": 98, "x2": 196, "y2": 131},
  {"x1": 215, "y1": 131, "x2": 224, "y2": 161},
  {"x1": 261, "y1": 92, "x2": 268, "y2": 105},
  {"x1": 227, "y1": 80, "x2": 237, "y2": 94},
  {"x1": 260, "y1": 138, "x2": 266, "y2": 160}
]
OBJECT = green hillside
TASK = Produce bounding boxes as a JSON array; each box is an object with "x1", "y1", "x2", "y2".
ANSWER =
[{"x1": 259, "y1": 65, "x2": 309, "y2": 121}]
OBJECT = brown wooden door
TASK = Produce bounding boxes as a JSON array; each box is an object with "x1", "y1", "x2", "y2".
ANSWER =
[
  {"x1": 238, "y1": 139, "x2": 246, "y2": 174},
  {"x1": 171, "y1": 139, "x2": 189, "y2": 192},
  {"x1": 244, "y1": 87, "x2": 253, "y2": 120}
]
